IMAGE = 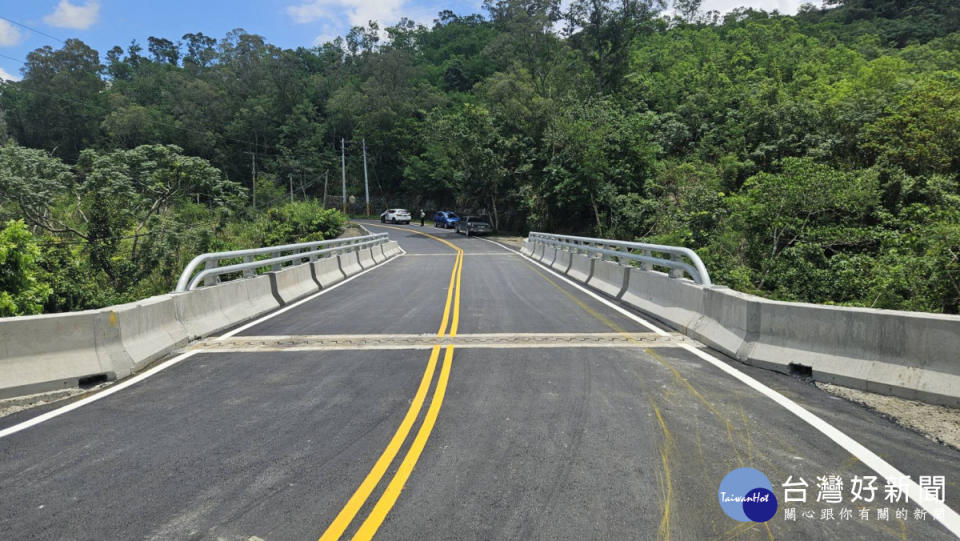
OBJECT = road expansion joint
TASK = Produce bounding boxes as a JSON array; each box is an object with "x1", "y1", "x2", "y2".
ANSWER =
[{"x1": 187, "y1": 332, "x2": 695, "y2": 352}]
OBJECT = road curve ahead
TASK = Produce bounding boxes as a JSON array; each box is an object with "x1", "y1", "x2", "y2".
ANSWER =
[{"x1": 1, "y1": 221, "x2": 959, "y2": 540}]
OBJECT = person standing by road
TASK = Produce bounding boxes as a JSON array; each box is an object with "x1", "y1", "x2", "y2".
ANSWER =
[{"x1": 420, "y1": 209, "x2": 426, "y2": 227}]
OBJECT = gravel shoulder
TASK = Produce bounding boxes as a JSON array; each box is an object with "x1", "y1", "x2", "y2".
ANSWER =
[
  {"x1": 486, "y1": 234, "x2": 524, "y2": 249},
  {"x1": 0, "y1": 384, "x2": 109, "y2": 420},
  {"x1": 341, "y1": 222, "x2": 368, "y2": 237},
  {"x1": 817, "y1": 382, "x2": 960, "y2": 450}
]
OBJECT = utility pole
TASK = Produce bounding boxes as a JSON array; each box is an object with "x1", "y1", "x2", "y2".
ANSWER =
[
  {"x1": 323, "y1": 170, "x2": 329, "y2": 208},
  {"x1": 289, "y1": 173, "x2": 294, "y2": 203},
  {"x1": 362, "y1": 138, "x2": 370, "y2": 216},
  {"x1": 341, "y1": 138, "x2": 348, "y2": 215},
  {"x1": 243, "y1": 151, "x2": 257, "y2": 209}
]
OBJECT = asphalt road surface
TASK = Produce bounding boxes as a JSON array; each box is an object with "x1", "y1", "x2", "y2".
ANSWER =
[{"x1": 1, "y1": 221, "x2": 959, "y2": 540}]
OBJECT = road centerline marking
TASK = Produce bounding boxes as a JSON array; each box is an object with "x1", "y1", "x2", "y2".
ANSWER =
[
  {"x1": 319, "y1": 223, "x2": 464, "y2": 540},
  {"x1": 353, "y1": 344, "x2": 454, "y2": 540},
  {"x1": 317, "y1": 346, "x2": 441, "y2": 541},
  {"x1": 352, "y1": 228, "x2": 464, "y2": 539}
]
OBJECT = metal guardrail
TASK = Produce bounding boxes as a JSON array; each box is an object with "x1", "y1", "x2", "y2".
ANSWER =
[
  {"x1": 175, "y1": 233, "x2": 389, "y2": 292},
  {"x1": 528, "y1": 232, "x2": 712, "y2": 286}
]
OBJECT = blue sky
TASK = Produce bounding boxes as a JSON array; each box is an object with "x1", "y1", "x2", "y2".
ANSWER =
[{"x1": 0, "y1": 0, "x2": 809, "y2": 81}]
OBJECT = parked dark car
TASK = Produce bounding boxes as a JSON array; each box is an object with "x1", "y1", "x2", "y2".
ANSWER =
[
  {"x1": 455, "y1": 216, "x2": 493, "y2": 236},
  {"x1": 434, "y1": 210, "x2": 460, "y2": 229}
]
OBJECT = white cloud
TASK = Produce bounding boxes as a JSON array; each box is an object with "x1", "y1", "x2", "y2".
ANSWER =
[
  {"x1": 288, "y1": 0, "x2": 406, "y2": 30},
  {"x1": 295, "y1": 0, "x2": 448, "y2": 46},
  {"x1": 0, "y1": 20, "x2": 24, "y2": 47},
  {"x1": 700, "y1": 0, "x2": 807, "y2": 15},
  {"x1": 43, "y1": 0, "x2": 100, "y2": 30},
  {"x1": 0, "y1": 67, "x2": 21, "y2": 82},
  {"x1": 311, "y1": 27, "x2": 341, "y2": 46}
]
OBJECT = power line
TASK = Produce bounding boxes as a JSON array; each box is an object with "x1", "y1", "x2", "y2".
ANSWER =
[
  {"x1": 0, "y1": 15, "x2": 65, "y2": 44},
  {"x1": 0, "y1": 52, "x2": 23, "y2": 64}
]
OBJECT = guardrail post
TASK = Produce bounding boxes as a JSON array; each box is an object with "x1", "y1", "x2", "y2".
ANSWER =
[
  {"x1": 669, "y1": 253, "x2": 685, "y2": 279},
  {"x1": 242, "y1": 255, "x2": 255, "y2": 278},
  {"x1": 203, "y1": 260, "x2": 220, "y2": 287},
  {"x1": 641, "y1": 250, "x2": 654, "y2": 271},
  {"x1": 271, "y1": 252, "x2": 282, "y2": 271}
]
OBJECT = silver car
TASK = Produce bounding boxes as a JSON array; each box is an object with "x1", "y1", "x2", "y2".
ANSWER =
[
  {"x1": 380, "y1": 208, "x2": 411, "y2": 224},
  {"x1": 455, "y1": 216, "x2": 493, "y2": 236}
]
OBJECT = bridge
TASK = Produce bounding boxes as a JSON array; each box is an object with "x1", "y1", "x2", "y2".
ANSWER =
[{"x1": 1, "y1": 222, "x2": 959, "y2": 539}]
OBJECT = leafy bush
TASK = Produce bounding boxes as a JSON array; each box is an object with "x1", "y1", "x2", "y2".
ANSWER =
[
  {"x1": 0, "y1": 220, "x2": 52, "y2": 316},
  {"x1": 262, "y1": 201, "x2": 346, "y2": 245}
]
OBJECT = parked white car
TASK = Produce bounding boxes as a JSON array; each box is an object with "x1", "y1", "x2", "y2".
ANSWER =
[{"x1": 380, "y1": 208, "x2": 411, "y2": 224}]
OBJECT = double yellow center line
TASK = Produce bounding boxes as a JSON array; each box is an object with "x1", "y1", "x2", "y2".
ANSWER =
[{"x1": 320, "y1": 227, "x2": 463, "y2": 541}]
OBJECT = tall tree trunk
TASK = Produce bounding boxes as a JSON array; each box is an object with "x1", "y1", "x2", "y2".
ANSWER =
[{"x1": 590, "y1": 192, "x2": 602, "y2": 237}]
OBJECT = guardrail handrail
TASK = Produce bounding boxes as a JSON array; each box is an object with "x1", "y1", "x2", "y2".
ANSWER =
[
  {"x1": 175, "y1": 233, "x2": 388, "y2": 292},
  {"x1": 528, "y1": 232, "x2": 711, "y2": 286}
]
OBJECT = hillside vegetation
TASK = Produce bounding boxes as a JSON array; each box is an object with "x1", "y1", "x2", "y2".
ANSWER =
[{"x1": 1, "y1": 0, "x2": 959, "y2": 313}]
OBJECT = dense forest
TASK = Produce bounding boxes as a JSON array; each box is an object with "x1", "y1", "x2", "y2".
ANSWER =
[{"x1": 1, "y1": 0, "x2": 959, "y2": 315}]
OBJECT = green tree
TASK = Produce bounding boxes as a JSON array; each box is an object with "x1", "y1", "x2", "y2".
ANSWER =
[
  {"x1": 1, "y1": 39, "x2": 106, "y2": 161},
  {"x1": 862, "y1": 74, "x2": 960, "y2": 176},
  {"x1": 0, "y1": 220, "x2": 52, "y2": 316},
  {"x1": 0, "y1": 144, "x2": 78, "y2": 237}
]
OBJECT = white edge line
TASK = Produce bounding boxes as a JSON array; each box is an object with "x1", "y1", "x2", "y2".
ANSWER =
[
  {"x1": 479, "y1": 236, "x2": 960, "y2": 536},
  {"x1": 0, "y1": 350, "x2": 199, "y2": 439},
  {"x1": 0, "y1": 249, "x2": 406, "y2": 440}
]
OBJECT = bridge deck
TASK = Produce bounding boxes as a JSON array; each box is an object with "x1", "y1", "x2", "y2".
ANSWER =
[{"x1": 0, "y1": 221, "x2": 957, "y2": 540}]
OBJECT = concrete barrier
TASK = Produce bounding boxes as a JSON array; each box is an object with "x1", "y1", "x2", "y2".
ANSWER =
[
  {"x1": 744, "y1": 299, "x2": 960, "y2": 407},
  {"x1": 541, "y1": 245, "x2": 557, "y2": 266},
  {"x1": 339, "y1": 251, "x2": 363, "y2": 276},
  {"x1": 380, "y1": 242, "x2": 394, "y2": 258},
  {"x1": 0, "y1": 310, "x2": 122, "y2": 399},
  {"x1": 551, "y1": 249, "x2": 572, "y2": 274},
  {"x1": 175, "y1": 274, "x2": 280, "y2": 339},
  {"x1": 521, "y1": 240, "x2": 532, "y2": 257},
  {"x1": 380, "y1": 241, "x2": 397, "y2": 258},
  {"x1": 358, "y1": 247, "x2": 376, "y2": 269},
  {"x1": 523, "y1": 235, "x2": 960, "y2": 406},
  {"x1": 620, "y1": 268, "x2": 705, "y2": 333},
  {"x1": 688, "y1": 286, "x2": 758, "y2": 361},
  {"x1": 0, "y1": 240, "x2": 400, "y2": 399},
  {"x1": 109, "y1": 295, "x2": 189, "y2": 373},
  {"x1": 532, "y1": 242, "x2": 544, "y2": 261},
  {"x1": 313, "y1": 257, "x2": 346, "y2": 288},
  {"x1": 587, "y1": 260, "x2": 629, "y2": 299},
  {"x1": 371, "y1": 244, "x2": 386, "y2": 264},
  {"x1": 270, "y1": 263, "x2": 320, "y2": 304},
  {"x1": 616, "y1": 265, "x2": 960, "y2": 408},
  {"x1": 567, "y1": 254, "x2": 594, "y2": 283}
]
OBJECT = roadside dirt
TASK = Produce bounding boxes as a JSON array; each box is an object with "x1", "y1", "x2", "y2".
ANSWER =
[
  {"x1": 487, "y1": 234, "x2": 524, "y2": 249},
  {"x1": 817, "y1": 382, "x2": 960, "y2": 451},
  {"x1": 0, "y1": 384, "x2": 108, "y2": 419},
  {"x1": 340, "y1": 223, "x2": 367, "y2": 237}
]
